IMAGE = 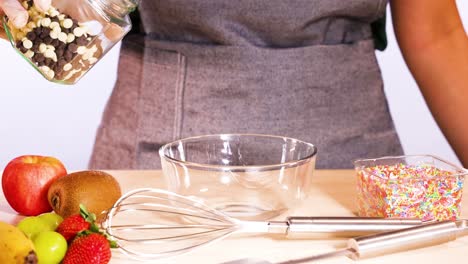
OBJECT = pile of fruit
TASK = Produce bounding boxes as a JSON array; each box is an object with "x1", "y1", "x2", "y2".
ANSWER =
[{"x1": 1, "y1": 155, "x2": 122, "y2": 264}]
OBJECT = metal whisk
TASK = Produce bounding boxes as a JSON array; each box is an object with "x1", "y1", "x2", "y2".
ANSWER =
[{"x1": 101, "y1": 188, "x2": 427, "y2": 261}]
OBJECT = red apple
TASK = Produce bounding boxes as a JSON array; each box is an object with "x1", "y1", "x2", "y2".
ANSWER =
[{"x1": 2, "y1": 155, "x2": 67, "y2": 216}]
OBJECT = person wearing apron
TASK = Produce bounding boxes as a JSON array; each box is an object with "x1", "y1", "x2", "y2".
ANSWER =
[{"x1": 88, "y1": 0, "x2": 468, "y2": 169}]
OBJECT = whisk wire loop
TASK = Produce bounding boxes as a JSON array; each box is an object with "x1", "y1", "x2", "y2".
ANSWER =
[
  {"x1": 102, "y1": 188, "x2": 242, "y2": 260},
  {"x1": 114, "y1": 200, "x2": 233, "y2": 223},
  {"x1": 116, "y1": 226, "x2": 238, "y2": 260}
]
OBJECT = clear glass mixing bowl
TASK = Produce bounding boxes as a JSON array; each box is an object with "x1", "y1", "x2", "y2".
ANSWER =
[{"x1": 159, "y1": 134, "x2": 318, "y2": 221}]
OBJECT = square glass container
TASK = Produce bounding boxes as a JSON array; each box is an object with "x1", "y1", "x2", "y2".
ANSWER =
[
  {"x1": 159, "y1": 134, "x2": 317, "y2": 221},
  {"x1": 2, "y1": 0, "x2": 138, "y2": 84},
  {"x1": 354, "y1": 155, "x2": 466, "y2": 221}
]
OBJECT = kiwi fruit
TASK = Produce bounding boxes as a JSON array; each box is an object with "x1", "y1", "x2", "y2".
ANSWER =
[{"x1": 47, "y1": 170, "x2": 121, "y2": 220}]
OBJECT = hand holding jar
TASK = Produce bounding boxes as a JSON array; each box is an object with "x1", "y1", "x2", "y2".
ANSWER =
[{"x1": 0, "y1": 0, "x2": 50, "y2": 38}]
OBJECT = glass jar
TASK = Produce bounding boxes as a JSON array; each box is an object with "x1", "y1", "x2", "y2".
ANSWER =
[{"x1": 2, "y1": 0, "x2": 139, "y2": 84}]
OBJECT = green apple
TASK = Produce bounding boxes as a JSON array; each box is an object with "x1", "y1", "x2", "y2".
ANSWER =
[
  {"x1": 17, "y1": 216, "x2": 52, "y2": 239},
  {"x1": 38, "y1": 212, "x2": 63, "y2": 231},
  {"x1": 33, "y1": 231, "x2": 67, "y2": 264}
]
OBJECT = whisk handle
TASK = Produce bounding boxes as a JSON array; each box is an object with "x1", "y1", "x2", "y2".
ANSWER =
[
  {"x1": 268, "y1": 217, "x2": 425, "y2": 237},
  {"x1": 347, "y1": 220, "x2": 459, "y2": 260}
]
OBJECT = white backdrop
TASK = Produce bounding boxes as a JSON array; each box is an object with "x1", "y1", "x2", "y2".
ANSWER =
[{"x1": 0, "y1": 2, "x2": 466, "y2": 170}]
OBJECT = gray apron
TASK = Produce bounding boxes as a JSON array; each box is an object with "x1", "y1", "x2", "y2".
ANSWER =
[{"x1": 89, "y1": 0, "x2": 403, "y2": 169}]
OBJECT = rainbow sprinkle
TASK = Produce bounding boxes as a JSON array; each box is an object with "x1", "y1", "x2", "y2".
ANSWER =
[{"x1": 356, "y1": 163, "x2": 465, "y2": 221}]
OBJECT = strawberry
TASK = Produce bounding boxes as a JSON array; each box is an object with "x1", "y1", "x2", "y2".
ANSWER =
[
  {"x1": 56, "y1": 214, "x2": 91, "y2": 242},
  {"x1": 62, "y1": 233, "x2": 111, "y2": 264},
  {"x1": 56, "y1": 205, "x2": 100, "y2": 242}
]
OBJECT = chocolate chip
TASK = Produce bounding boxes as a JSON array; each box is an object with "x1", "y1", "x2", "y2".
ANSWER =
[
  {"x1": 34, "y1": 27, "x2": 42, "y2": 35},
  {"x1": 56, "y1": 48, "x2": 65, "y2": 57},
  {"x1": 32, "y1": 42, "x2": 40, "y2": 53},
  {"x1": 64, "y1": 51, "x2": 73, "y2": 61},
  {"x1": 67, "y1": 43, "x2": 78, "y2": 53},
  {"x1": 44, "y1": 37, "x2": 53, "y2": 45},
  {"x1": 52, "y1": 64, "x2": 60, "y2": 73},
  {"x1": 51, "y1": 39, "x2": 60, "y2": 47},
  {"x1": 34, "y1": 53, "x2": 45, "y2": 63},
  {"x1": 57, "y1": 59, "x2": 67, "y2": 68},
  {"x1": 40, "y1": 28, "x2": 51, "y2": 39},
  {"x1": 57, "y1": 42, "x2": 66, "y2": 50},
  {"x1": 76, "y1": 36, "x2": 89, "y2": 46},
  {"x1": 44, "y1": 58, "x2": 53, "y2": 67},
  {"x1": 19, "y1": 46, "x2": 28, "y2": 53},
  {"x1": 16, "y1": 41, "x2": 22, "y2": 49},
  {"x1": 26, "y1": 32, "x2": 36, "y2": 41}
]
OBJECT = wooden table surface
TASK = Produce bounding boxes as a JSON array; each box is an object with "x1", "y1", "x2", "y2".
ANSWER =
[{"x1": 1, "y1": 170, "x2": 467, "y2": 263}]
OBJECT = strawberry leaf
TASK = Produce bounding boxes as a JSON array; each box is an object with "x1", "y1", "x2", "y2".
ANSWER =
[
  {"x1": 78, "y1": 203, "x2": 118, "y2": 249},
  {"x1": 79, "y1": 204, "x2": 97, "y2": 223},
  {"x1": 79, "y1": 204, "x2": 100, "y2": 232},
  {"x1": 108, "y1": 237, "x2": 118, "y2": 248}
]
